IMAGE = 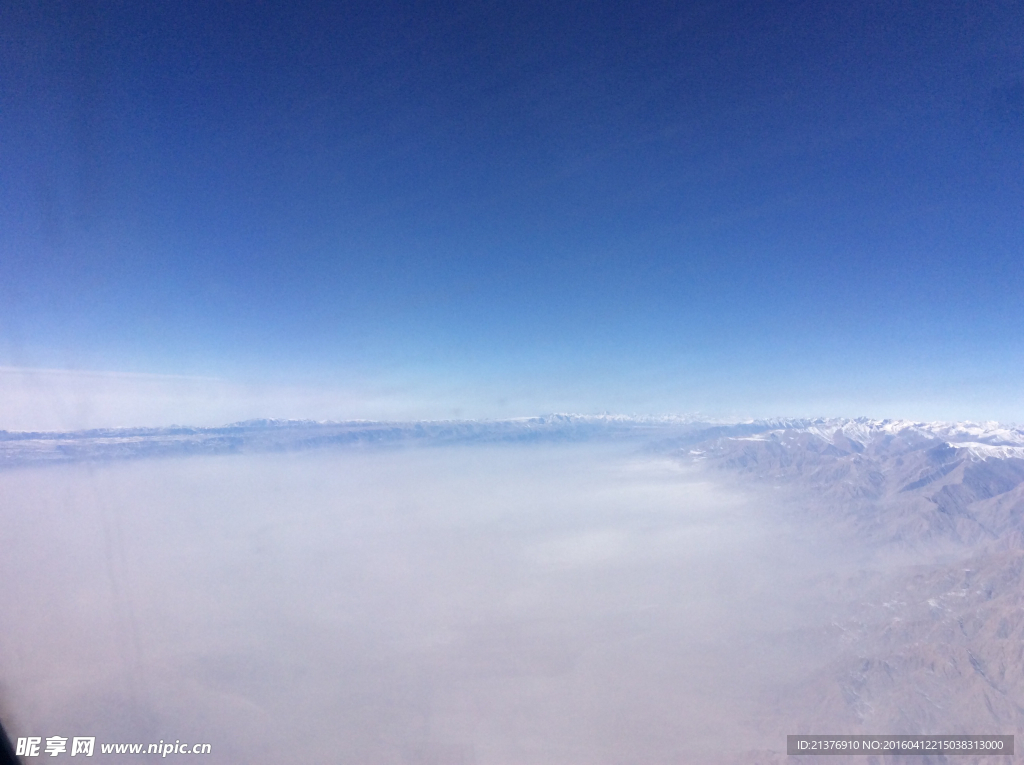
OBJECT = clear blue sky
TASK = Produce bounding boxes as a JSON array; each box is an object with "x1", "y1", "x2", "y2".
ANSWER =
[{"x1": 1, "y1": 1, "x2": 1022, "y2": 422}]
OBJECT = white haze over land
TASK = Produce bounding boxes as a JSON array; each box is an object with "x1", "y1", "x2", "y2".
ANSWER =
[{"x1": 0, "y1": 442, "x2": 860, "y2": 763}]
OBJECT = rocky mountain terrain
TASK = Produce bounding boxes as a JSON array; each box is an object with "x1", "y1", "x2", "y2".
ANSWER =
[{"x1": 670, "y1": 420, "x2": 1024, "y2": 763}]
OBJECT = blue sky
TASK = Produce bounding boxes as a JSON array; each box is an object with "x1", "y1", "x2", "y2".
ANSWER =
[{"x1": 1, "y1": 1, "x2": 1022, "y2": 424}]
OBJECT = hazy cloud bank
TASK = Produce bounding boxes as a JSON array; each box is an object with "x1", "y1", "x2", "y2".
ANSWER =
[
  {"x1": 0, "y1": 443, "x2": 852, "y2": 764},
  {"x1": 4, "y1": 419, "x2": 1024, "y2": 763}
]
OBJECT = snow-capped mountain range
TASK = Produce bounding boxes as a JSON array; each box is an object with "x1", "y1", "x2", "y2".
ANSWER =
[{"x1": 2, "y1": 414, "x2": 1022, "y2": 467}]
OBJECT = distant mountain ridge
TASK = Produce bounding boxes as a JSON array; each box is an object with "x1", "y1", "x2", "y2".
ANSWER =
[
  {"x1": 0, "y1": 414, "x2": 705, "y2": 467},
  {"x1": 3, "y1": 414, "x2": 1023, "y2": 470}
]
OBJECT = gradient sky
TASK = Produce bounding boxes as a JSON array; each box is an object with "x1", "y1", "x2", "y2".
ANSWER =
[{"x1": 1, "y1": 0, "x2": 1023, "y2": 424}]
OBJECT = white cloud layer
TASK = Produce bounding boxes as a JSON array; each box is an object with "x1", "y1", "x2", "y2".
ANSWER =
[{"x1": 0, "y1": 443, "x2": 847, "y2": 763}]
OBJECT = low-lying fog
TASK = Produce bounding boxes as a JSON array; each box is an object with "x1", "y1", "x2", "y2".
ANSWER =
[{"x1": 0, "y1": 443, "x2": 866, "y2": 763}]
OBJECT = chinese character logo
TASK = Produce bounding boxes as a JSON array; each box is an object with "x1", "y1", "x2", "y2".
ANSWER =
[
  {"x1": 16, "y1": 737, "x2": 41, "y2": 757},
  {"x1": 44, "y1": 736, "x2": 67, "y2": 757},
  {"x1": 70, "y1": 737, "x2": 95, "y2": 757}
]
